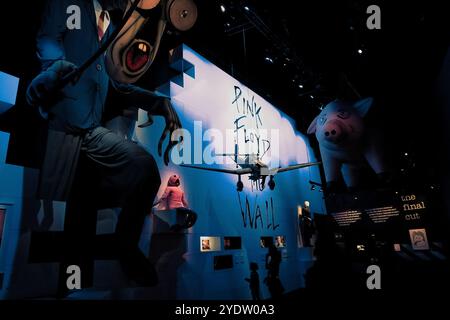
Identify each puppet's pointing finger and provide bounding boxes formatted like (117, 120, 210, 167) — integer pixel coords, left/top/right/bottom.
(138, 113, 154, 128)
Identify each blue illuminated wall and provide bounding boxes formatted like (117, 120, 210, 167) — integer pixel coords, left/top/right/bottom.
(134, 45, 325, 299)
(0, 45, 324, 299)
(0, 71, 19, 114)
(0, 70, 64, 299)
(0, 72, 22, 298)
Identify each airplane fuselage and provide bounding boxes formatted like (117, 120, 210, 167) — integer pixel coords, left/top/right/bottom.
(245, 163, 270, 181)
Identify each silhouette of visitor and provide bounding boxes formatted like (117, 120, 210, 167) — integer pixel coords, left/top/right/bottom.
(266, 243, 281, 277)
(299, 201, 315, 247)
(264, 243, 284, 299)
(304, 220, 353, 291)
(245, 262, 261, 300)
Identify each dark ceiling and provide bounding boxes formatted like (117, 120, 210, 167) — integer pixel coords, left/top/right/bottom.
(182, 0, 448, 130)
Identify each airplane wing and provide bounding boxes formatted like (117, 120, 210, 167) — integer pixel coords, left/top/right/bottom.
(180, 164, 252, 175)
(272, 161, 322, 174)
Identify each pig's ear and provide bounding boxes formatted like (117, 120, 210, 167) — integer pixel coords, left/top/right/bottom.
(352, 97, 374, 117)
(307, 116, 319, 134)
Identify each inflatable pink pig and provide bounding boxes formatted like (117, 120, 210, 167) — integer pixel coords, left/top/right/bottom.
(307, 98, 389, 190)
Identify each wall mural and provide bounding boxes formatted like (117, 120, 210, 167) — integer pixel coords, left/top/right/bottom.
(134, 44, 324, 299)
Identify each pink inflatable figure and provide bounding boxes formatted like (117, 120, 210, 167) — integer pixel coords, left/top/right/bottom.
(307, 98, 389, 190)
(157, 174, 188, 210)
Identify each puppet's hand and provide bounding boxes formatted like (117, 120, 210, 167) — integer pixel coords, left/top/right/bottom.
(137, 112, 154, 128)
(146, 97, 182, 165)
(26, 60, 78, 107)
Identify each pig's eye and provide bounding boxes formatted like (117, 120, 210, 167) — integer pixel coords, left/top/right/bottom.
(337, 110, 350, 119)
(319, 116, 327, 125)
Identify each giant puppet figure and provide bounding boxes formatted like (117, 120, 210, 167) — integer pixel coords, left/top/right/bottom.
(26, 0, 197, 289)
(307, 98, 390, 191)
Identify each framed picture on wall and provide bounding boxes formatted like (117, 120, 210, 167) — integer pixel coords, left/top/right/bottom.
(260, 236, 273, 248)
(200, 236, 221, 252)
(213, 255, 233, 270)
(224, 237, 241, 250)
(275, 236, 286, 248)
(409, 228, 430, 250)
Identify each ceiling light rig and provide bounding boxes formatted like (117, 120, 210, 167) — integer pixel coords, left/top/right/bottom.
(220, 0, 333, 113)
(218, 0, 255, 35)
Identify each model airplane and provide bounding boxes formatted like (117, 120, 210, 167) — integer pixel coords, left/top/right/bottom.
(180, 145, 321, 192)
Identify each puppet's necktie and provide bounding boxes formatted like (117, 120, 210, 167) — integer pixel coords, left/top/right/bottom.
(98, 11, 107, 41)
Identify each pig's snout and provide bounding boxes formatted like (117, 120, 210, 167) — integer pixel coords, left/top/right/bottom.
(322, 119, 346, 143)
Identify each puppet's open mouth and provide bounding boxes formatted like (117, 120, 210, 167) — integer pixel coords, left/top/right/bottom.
(125, 41, 151, 72)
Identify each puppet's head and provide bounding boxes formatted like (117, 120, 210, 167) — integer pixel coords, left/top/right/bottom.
(307, 98, 373, 148)
(168, 174, 181, 186)
(105, 0, 198, 83)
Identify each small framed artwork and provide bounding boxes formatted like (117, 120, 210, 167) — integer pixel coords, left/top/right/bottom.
(200, 236, 221, 252)
(260, 236, 273, 248)
(213, 255, 233, 270)
(275, 236, 286, 248)
(409, 228, 430, 250)
(224, 237, 241, 250)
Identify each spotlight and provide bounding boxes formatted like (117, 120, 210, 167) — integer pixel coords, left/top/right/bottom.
(310, 95, 314, 99)
(225, 22, 231, 27)
(220, 5, 226, 13)
(298, 84, 304, 89)
(264, 56, 274, 63)
(404, 152, 408, 156)
(244, 6, 250, 11)
(357, 49, 363, 54)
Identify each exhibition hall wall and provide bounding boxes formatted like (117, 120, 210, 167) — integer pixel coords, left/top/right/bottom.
(134, 45, 325, 299)
(0, 45, 324, 299)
